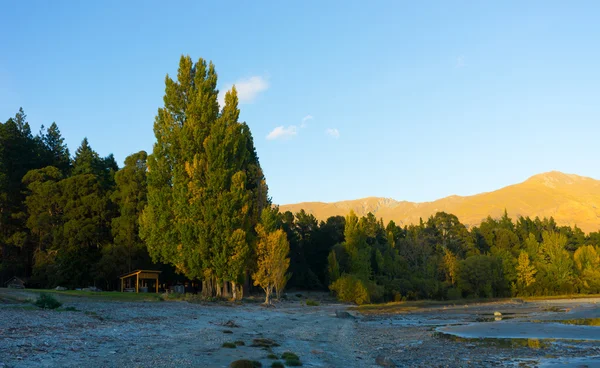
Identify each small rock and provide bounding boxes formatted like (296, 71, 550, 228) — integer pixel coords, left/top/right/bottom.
(494, 311, 502, 316)
(335, 310, 355, 319)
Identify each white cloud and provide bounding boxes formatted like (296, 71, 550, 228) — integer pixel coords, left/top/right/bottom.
(266, 125, 298, 140)
(455, 55, 466, 68)
(218, 75, 269, 107)
(300, 114, 313, 128)
(325, 128, 340, 139)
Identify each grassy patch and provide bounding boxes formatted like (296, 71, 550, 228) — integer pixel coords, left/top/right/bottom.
(354, 298, 503, 315)
(222, 342, 237, 348)
(62, 306, 79, 312)
(229, 359, 262, 368)
(284, 358, 302, 366)
(267, 353, 278, 359)
(271, 362, 284, 368)
(251, 338, 280, 348)
(305, 299, 319, 306)
(33, 293, 62, 309)
(26, 289, 161, 302)
(235, 340, 245, 346)
(281, 352, 299, 360)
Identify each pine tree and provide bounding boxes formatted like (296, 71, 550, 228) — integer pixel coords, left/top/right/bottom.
(42, 122, 71, 174)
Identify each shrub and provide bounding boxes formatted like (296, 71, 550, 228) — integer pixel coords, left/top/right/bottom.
(271, 362, 284, 368)
(229, 360, 262, 368)
(33, 293, 62, 309)
(235, 340, 245, 346)
(329, 275, 370, 305)
(281, 352, 299, 360)
(284, 358, 302, 366)
(63, 306, 78, 311)
(222, 342, 237, 348)
(305, 299, 319, 306)
(267, 354, 278, 359)
(251, 338, 280, 348)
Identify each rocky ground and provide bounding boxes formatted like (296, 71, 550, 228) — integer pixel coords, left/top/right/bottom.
(0, 290, 599, 367)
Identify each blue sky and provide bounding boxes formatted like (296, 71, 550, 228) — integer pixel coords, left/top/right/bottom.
(2, 1, 599, 205)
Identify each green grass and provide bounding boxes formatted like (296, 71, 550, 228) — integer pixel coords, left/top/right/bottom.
(353, 298, 504, 315)
(305, 299, 319, 306)
(281, 352, 299, 360)
(222, 342, 237, 348)
(26, 289, 162, 302)
(267, 354, 278, 359)
(284, 358, 302, 366)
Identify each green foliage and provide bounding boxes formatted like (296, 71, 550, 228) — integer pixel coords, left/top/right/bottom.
(330, 274, 371, 305)
(305, 299, 319, 306)
(281, 352, 299, 360)
(222, 342, 237, 348)
(271, 362, 284, 368)
(267, 354, 278, 359)
(140, 56, 267, 299)
(33, 293, 62, 309)
(284, 358, 302, 366)
(229, 360, 262, 368)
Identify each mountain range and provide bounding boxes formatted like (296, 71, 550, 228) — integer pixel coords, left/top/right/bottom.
(278, 171, 600, 233)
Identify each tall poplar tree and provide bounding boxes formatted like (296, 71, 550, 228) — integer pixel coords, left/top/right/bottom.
(141, 56, 268, 296)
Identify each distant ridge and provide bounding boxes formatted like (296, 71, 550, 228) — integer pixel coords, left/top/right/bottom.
(278, 171, 600, 233)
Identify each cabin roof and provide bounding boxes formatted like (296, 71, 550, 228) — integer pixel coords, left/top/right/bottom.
(118, 270, 162, 279)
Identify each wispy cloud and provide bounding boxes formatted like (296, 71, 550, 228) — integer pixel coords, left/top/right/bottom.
(300, 114, 313, 128)
(325, 128, 340, 139)
(455, 55, 466, 68)
(266, 125, 298, 140)
(266, 115, 313, 141)
(218, 75, 269, 107)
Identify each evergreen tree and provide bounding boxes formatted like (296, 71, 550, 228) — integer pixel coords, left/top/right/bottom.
(42, 122, 71, 174)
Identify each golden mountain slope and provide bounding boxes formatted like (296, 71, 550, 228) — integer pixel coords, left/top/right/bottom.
(279, 171, 600, 233)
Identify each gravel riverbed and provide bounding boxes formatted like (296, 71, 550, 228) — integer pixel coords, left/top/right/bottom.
(1, 290, 599, 367)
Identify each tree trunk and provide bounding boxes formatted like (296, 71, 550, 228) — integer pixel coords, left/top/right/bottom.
(215, 278, 222, 297)
(231, 281, 237, 301)
(243, 271, 250, 297)
(223, 280, 229, 298)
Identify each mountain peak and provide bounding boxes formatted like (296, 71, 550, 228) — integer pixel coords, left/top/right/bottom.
(280, 171, 600, 233)
(525, 171, 590, 187)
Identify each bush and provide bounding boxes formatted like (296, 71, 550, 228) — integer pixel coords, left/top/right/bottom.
(305, 299, 319, 306)
(235, 340, 245, 346)
(267, 354, 278, 359)
(229, 360, 262, 368)
(63, 306, 78, 311)
(222, 342, 237, 348)
(284, 358, 302, 366)
(271, 362, 284, 368)
(33, 293, 62, 309)
(329, 274, 370, 305)
(281, 352, 299, 360)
